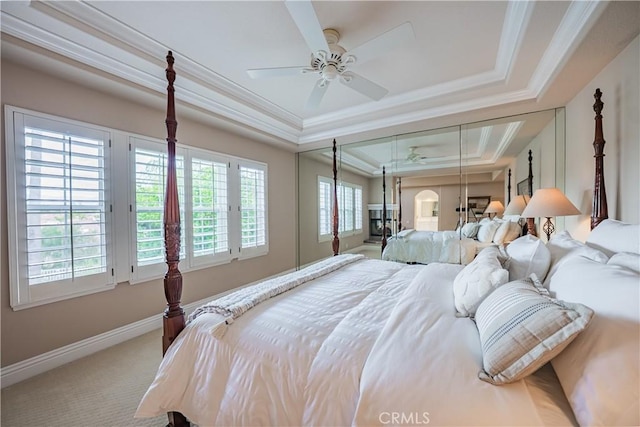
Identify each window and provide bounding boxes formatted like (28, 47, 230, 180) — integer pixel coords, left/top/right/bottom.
(6, 109, 114, 309)
(318, 178, 332, 237)
(190, 155, 229, 261)
(238, 161, 268, 258)
(130, 138, 186, 282)
(318, 176, 362, 241)
(6, 106, 269, 308)
(129, 140, 266, 283)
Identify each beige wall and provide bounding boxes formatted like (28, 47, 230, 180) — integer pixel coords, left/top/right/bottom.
(564, 35, 639, 241)
(1, 61, 296, 366)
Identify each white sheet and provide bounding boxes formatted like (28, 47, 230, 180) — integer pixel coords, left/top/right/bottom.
(382, 230, 478, 264)
(136, 259, 576, 426)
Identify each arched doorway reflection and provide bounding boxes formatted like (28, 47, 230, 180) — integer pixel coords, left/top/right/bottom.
(415, 190, 439, 231)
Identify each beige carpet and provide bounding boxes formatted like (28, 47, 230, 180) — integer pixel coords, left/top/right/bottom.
(1, 329, 168, 427)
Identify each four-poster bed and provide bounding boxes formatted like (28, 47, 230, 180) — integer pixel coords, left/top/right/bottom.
(137, 54, 636, 427)
(380, 152, 536, 265)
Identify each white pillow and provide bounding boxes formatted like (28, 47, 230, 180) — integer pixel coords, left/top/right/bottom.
(607, 252, 640, 274)
(549, 256, 640, 427)
(476, 220, 501, 243)
(476, 274, 593, 385)
(505, 235, 551, 281)
(461, 222, 481, 239)
(544, 231, 609, 287)
(493, 220, 521, 245)
(452, 246, 509, 317)
(586, 219, 640, 257)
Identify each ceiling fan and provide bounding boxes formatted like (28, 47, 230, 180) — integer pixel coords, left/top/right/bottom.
(406, 146, 429, 163)
(247, 0, 415, 109)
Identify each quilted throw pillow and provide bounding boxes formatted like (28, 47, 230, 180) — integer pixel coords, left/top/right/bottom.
(475, 275, 593, 385)
(452, 246, 509, 317)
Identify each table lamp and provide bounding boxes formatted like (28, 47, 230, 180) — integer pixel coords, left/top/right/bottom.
(520, 188, 580, 241)
(484, 200, 504, 219)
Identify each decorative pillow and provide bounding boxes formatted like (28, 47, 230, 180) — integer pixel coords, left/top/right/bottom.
(476, 220, 501, 243)
(607, 251, 640, 274)
(549, 256, 639, 427)
(586, 219, 640, 257)
(461, 222, 481, 239)
(493, 220, 521, 245)
(543, 231, 609, 287)
(452, 246, 509, 317)
(505, 235, 551, 281)
(475, 274, 593, 385)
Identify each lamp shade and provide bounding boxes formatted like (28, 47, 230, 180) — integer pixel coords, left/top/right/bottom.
(521, 188, 580, 218)
(484, 200, 505, 215)
(503, 195, 530, 216)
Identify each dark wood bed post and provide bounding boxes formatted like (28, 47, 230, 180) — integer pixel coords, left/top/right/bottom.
(507, 169, 512, 204)
(332, 139, 340, 255)
(381, 167, 387, 254)
(591, 88, 608, 229)
(525, 150, 537, 236)
(397, 177, 402, 232)
(162, 51, 189, 427)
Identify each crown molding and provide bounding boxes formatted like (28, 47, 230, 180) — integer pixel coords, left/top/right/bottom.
(1, 0, 607, 146)
(528, 0, 608, 98)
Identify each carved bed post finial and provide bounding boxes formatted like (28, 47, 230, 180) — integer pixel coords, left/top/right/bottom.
(162, 51, 185, 355)
(591, 88, 608, 229)
(332, 139, 340, 256)
(381, 167, 387, 254)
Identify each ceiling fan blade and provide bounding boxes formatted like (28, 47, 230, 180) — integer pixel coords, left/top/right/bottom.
(345, 22, 415, 65)
(247, 66, 310, 79)
(285, 0, 330, 54)
(340, 72, 388, 101)
(305, 79, 330, 110)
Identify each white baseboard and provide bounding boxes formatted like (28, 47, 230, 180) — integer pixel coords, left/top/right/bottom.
(2, 295, 212, 388)
(1, 268, 295, 389)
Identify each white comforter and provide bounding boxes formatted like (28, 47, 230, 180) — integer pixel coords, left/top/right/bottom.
(136, 259, 575, 426)
(382, 230, 478, 265)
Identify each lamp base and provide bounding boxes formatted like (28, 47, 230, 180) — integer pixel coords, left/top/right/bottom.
(542, 217, 555, 241)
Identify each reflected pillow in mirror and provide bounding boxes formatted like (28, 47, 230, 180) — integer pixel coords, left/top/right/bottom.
(477, 220, 501, 243)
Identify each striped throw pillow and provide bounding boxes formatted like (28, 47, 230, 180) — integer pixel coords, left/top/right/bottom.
(474, 274, 593, 385)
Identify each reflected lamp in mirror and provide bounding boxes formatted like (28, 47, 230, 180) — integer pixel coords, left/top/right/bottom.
(484, 200, 505, 219)
(504, 195, 530, 216)
(520, 188, 580, 241)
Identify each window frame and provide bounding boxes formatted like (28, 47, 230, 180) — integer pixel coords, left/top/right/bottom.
(5, 106, 116, 310)
(317, 176, 363, 242)
(5, 105, 270, 308)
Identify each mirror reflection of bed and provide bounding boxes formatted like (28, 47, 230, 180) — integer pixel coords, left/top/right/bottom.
(298, 108, 563, 267)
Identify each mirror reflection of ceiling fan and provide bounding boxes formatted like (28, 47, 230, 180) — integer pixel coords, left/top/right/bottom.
(406, 146, 429, 163)
(247, 0, 415, 109)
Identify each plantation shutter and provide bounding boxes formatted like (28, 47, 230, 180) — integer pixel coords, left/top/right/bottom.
(7, 112, 114, 307)
(239, 162, 267, 255)
(131, 139, 185, 281)
(191, 156, 230, 264)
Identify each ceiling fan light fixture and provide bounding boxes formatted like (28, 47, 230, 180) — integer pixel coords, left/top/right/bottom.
(322, 64, 340, 81)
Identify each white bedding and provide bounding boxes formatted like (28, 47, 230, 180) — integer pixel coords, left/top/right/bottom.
(136, 258, 576, 426)
(382, 230, 478, 265)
